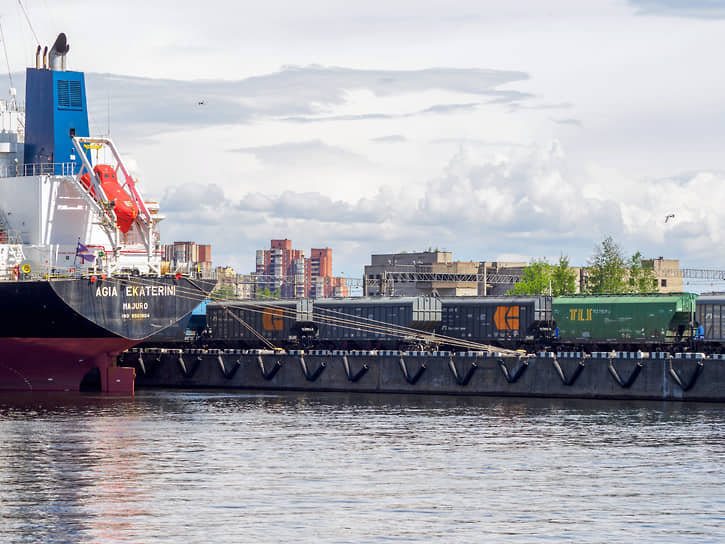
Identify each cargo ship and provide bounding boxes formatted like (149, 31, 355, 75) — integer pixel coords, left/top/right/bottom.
(0, 33, 215, 393)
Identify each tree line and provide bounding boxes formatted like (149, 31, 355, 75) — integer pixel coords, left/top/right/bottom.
(507, 236, 658, 296)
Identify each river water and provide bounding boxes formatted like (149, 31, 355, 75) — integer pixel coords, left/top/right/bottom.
(0, 390, 723, 543)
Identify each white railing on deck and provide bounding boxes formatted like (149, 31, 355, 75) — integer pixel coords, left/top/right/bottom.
(0, 162, 79, 178)
(23, 162, 78, 176)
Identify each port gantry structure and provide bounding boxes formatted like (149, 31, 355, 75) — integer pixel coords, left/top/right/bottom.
(234, 267, 725, 295)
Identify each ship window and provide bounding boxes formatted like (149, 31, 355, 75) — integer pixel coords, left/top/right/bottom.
(57, 79, 83, 110)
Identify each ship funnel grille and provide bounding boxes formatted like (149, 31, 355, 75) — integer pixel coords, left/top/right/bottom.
(56, 79, 82, 110)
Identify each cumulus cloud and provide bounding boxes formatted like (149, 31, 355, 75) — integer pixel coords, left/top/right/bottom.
(158, 140, 725, 274)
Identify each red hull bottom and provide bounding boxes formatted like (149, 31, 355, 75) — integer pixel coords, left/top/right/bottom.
(0, 338, 137, 393)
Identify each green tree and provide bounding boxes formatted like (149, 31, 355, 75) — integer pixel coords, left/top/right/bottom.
(508, 259, 552, 295)
(507, 255, 578, 296)
(585, 236, 627, 293)
(551, 255, 577, 296)
(628, 252, 658, 293)
(211, 283, 236, 300)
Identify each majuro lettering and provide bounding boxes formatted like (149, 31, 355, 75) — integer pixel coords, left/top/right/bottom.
(123, 302, 149, 310)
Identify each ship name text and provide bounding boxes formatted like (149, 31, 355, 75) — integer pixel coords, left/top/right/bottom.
(95, 285, 176, 297)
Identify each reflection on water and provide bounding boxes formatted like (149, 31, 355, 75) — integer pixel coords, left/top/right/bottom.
(1, 391, 724, 543)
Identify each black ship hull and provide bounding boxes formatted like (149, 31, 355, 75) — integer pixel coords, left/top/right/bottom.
(0, 275, 215, 392)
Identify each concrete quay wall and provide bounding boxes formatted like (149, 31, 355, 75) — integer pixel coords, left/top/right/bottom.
(118, 349, 725, 402)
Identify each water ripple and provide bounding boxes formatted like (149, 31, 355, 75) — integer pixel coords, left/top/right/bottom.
(0, 391, 724, 543)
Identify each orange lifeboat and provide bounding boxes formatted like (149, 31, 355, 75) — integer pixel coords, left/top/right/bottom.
(80, 165, 139, 233)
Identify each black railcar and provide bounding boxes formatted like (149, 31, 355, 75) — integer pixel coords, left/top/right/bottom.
(438, 296, 552, 349)
(206, 297, 441, 350)
(206, 296, 551, 350)
(695, 295, 725, 351)
(207, 299, 301, 349)
(312, 296, 440, 349)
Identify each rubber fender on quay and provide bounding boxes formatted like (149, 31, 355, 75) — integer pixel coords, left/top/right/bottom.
(552, 357, 585, 386)
(177, 353, 202, 378)
(399, 357, 426, 385)
(217, 355, 241, 380)
(136, 352, 146, 376)
(137, 354, 162, 378)
(608, 359, 644, 388)
(342, 355, 369, 382)
(448, 358, 478, 386)
(497, 358, 529, 384)
(668, 360, 704, 392)
(257, 355, 283, 381)
(299, 356, 326, 382)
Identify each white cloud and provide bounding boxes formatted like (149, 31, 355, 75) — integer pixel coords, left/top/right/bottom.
(158, 140, 725, 276)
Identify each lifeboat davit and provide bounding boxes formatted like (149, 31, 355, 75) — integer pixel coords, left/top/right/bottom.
(80, 165, 139, 233)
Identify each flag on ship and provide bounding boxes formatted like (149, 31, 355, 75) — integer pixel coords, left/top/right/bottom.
(75, 241, 95, 263)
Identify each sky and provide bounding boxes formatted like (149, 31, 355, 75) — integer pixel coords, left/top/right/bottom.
(3, 0, 725, 289)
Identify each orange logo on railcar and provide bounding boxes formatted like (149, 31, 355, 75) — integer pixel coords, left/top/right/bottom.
(262, 308, 284, 331)
(494, 306, 519, 330)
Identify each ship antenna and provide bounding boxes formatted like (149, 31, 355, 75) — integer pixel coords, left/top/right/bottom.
(17, 0, 41, 46)
(0, 18, 16, 109)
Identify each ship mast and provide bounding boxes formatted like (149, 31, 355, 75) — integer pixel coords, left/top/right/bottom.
(0, 19, 16, 110)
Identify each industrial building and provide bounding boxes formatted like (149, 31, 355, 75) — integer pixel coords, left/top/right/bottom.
(363, 251, 685, 296)
(363, 250, 494, 296)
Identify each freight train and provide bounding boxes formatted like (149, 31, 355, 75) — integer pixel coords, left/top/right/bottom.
(140, 292, 725, 354)
(204, 296, 552, 351)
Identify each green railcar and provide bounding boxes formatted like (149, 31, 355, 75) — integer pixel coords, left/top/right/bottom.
(552, 293, 697, 344)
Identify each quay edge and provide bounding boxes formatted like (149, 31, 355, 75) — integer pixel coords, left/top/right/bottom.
(118, 350, 725, 402)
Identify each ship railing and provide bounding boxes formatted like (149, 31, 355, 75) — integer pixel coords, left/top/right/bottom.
(19, 162, 79, 177)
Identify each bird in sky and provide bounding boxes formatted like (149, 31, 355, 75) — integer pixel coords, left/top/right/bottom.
(665, 213, 675, 223)
(197, 100, 206, 106)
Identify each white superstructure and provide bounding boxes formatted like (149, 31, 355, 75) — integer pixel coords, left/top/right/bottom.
(0, 96, 163, 280)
